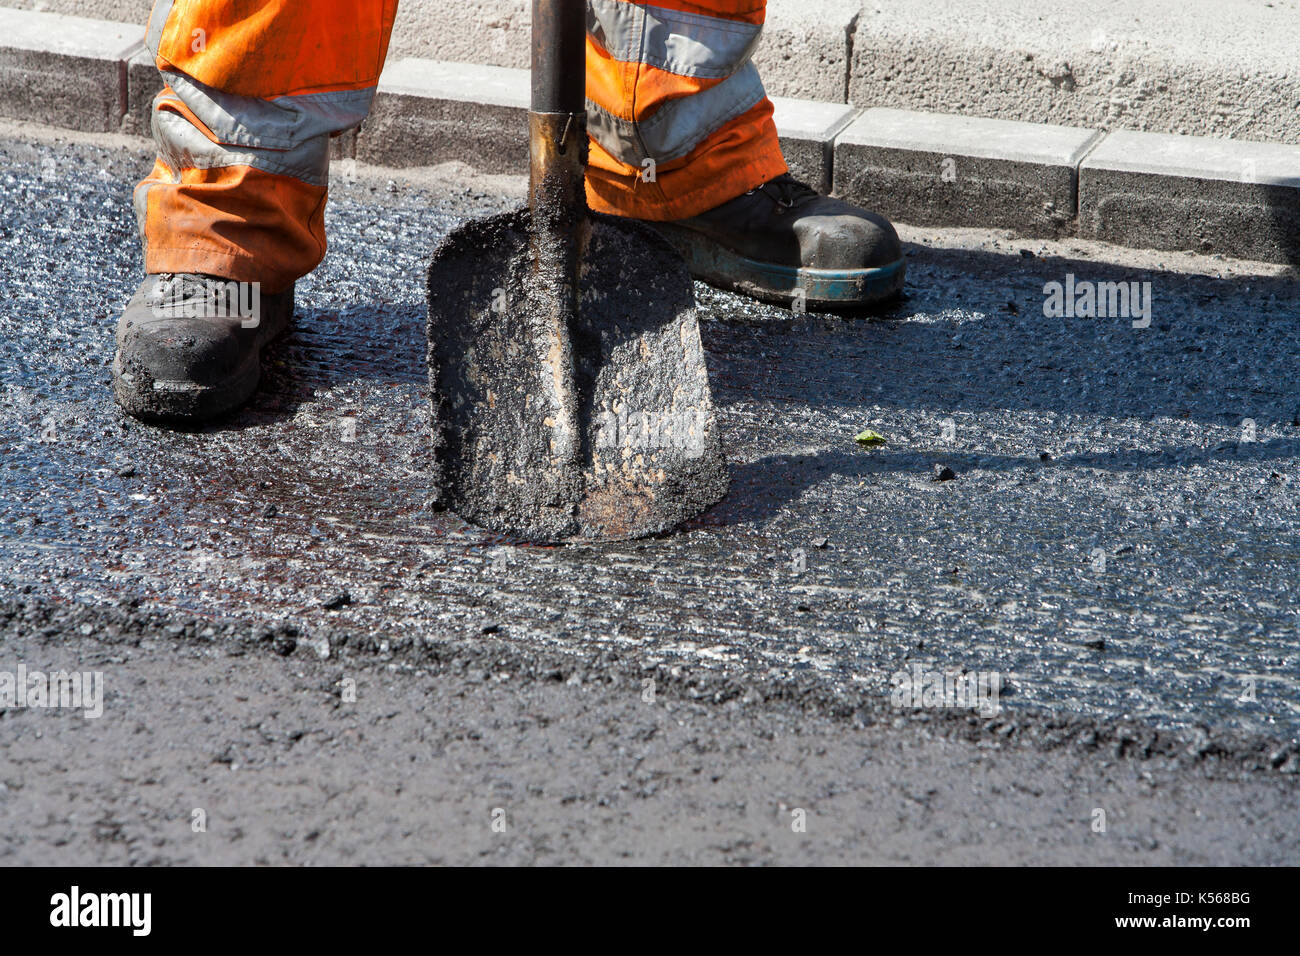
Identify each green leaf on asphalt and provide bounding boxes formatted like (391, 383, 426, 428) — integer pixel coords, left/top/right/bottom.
(854, 429, 886, 447)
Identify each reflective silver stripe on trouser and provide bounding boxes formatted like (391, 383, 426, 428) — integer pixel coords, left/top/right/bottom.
(586, 0, 763, 79)
(585, 61, 767, 167)
(145, 0, 175, 55)
(161, 71, 376, 153)
(141, 0, 374, 187)
(133, 77, 375, 236)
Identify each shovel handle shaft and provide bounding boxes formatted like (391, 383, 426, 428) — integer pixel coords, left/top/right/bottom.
(527, 0, 588, 468)
(531, 0, 586, 113)
(528, 0, 588, 231)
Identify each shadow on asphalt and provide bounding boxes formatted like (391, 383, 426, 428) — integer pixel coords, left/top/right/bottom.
(701, 243, 1300, 427)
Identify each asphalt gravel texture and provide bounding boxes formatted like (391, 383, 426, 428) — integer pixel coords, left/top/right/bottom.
(1, 121, 1298, 864)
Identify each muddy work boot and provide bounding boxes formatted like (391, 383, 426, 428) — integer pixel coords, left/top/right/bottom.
(650, 174, 905, 310)
(112, 274, 295, 422)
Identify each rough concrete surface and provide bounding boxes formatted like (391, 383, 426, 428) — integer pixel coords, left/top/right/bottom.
(0, 0, 856, 103)
(1079, 131, 1300, 265)
(850, 0, 1300, 145)
(0, 7, 136, 133)
(4, 0, 1295, 143)
(1, 119, 1299, 864)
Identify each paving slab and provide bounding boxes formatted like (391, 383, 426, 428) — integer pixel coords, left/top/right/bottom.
(751, 0, 858, 102)
(1079, 130, 1300, 266)
(0, 7, 138, 132)
(833, 106, 1101, 236)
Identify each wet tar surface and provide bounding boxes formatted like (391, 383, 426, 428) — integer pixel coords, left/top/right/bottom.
(3, 129, 1300, 756)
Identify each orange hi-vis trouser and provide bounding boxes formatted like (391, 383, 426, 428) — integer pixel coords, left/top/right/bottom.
(137, 0, 787, 295)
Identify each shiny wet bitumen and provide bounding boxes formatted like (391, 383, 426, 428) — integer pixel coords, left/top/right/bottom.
(2, 134, 1300, 749)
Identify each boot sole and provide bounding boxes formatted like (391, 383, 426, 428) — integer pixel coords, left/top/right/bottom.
(651, 221, 906, 310)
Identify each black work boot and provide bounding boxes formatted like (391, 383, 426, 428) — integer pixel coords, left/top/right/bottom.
(112, 273, 295, 422)
(650, 173, 905, 310)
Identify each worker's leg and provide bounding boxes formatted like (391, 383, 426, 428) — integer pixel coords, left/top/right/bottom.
(115, 0, 399, 422)
(585, 0, 904, 309)
(584, 0, 784, 222)
(135, 0, 400, 294)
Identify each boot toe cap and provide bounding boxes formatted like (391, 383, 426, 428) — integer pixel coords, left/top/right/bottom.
(117, 316, 249, 386)
(796, 208, 903, 272)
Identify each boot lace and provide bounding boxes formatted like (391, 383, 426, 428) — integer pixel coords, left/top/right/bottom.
(747, 173, 819, 209)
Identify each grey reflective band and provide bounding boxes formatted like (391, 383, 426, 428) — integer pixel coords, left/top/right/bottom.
(586, 60, 766, 166)
(587, 0, 763, 79)
(164, 71, 375, 151)
(145, 0, 175, 57)
(152, 105, 332, 187)
(145, 0, 373, 154)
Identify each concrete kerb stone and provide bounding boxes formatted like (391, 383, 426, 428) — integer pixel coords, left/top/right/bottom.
(833, 107, 1103, 238)
(355, 60, 863, 191)
(770, 96, 859, 195)
(356, 58, 529, 174)
(124, 43, 160, 138)
(0, 7, 138, 133)
(1079, 130, 1300, 266)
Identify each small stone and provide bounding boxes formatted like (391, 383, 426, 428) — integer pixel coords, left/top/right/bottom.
(1019, 249, 1035, 258)
(115, 464, 136, 478)
(932, 464, 956, 482)
(1039, 451, 1053, 462)
(262, 503, 277, 518)
(811, 536, 828, 549)
(1084, 638, 1105, 651)
(1269, 746, 1296, 769)
(321, 590, 352, 610)
(481, 622, 501, 634)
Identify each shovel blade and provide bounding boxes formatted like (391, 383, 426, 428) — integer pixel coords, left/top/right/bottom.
(427, 207, 728, 542)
